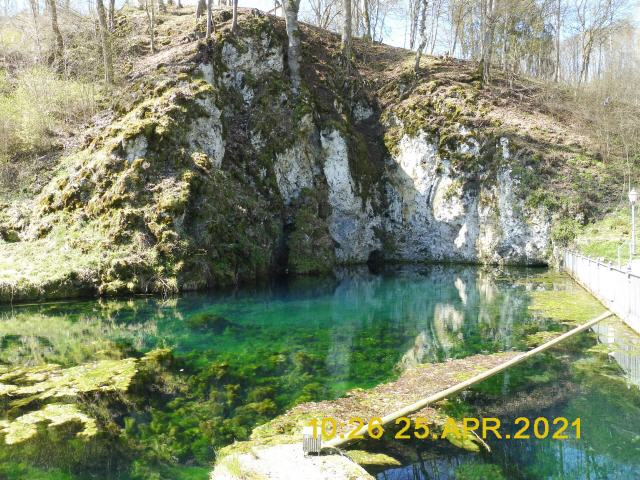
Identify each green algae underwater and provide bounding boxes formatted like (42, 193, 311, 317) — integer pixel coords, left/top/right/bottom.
(0, 265, 639, 480)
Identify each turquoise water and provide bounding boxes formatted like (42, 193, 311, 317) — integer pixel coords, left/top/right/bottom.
(0, 265, 638, 479)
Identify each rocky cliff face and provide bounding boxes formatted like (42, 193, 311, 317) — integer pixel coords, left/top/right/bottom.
(0, 11, 594, 301)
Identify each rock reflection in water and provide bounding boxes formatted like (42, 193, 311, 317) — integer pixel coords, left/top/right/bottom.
(0, 265, 582, 480)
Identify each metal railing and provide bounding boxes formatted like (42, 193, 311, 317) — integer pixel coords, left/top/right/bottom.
(564, 250, 640, 334)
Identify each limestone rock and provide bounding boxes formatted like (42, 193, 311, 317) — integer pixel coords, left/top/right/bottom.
(211, 443, 374, 480)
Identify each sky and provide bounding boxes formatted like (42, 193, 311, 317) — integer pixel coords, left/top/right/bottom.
(5, 0, 640, 50)
(219, 0, 409, 48)
(202, 0, 640, 50)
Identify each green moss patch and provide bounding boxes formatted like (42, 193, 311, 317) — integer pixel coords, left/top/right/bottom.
(528, 288, 605, 325)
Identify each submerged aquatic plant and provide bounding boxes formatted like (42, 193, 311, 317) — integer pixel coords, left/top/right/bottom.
(0, 404, 98, 445)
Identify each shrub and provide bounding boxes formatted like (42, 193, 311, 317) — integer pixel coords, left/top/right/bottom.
(0, 67, 99, 194)
(551, 217, 581, 247)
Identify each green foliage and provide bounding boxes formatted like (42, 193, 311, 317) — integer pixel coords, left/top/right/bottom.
(454, 463, 505, 480)
(0, 463, 74, 480)
(550, 218, 581, 247)
(0, 67, 99, 196)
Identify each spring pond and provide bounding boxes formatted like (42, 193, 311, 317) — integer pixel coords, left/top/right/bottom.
(0, 265, 639, 479)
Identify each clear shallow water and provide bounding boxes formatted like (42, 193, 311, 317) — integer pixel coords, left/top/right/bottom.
(376, 317, 640, 480)
(0, 265, 638, 479)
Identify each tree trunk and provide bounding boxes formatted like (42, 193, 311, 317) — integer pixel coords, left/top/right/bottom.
(145, 0, 156, 53)
(206, 0, 213, 37)
(46, 0, 64, 69)
(409, 0, 419, 49)
(579, 37, 593, 84)
(413, 0, 428, 73)
(429, 0, 442, 55)
(554, 0, 561, 82)
(108, 0, 116, 29)
(451, 9, 460, 56)
(196, 0, 206, 19)
(28, 0, 43, 57)
(282, 0, 302, 93)
(341, 0, 351, 67)
(362, 0, 371, 41)
(96, 0, 114, 84)
(232, 0, 238, 32)
(481, 0, 498, 85)
(28, 0, 39, 16)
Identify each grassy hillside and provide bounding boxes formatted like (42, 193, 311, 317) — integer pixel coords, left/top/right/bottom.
(575, 207, 635, 263)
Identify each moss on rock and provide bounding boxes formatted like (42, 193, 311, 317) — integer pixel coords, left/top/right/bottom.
(0, 404, 98, 445)
(288, 188, 336, 275)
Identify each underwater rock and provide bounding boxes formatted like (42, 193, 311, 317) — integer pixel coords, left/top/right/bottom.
(0, 350, 170, 446)
(0, 358, 138, 402)
(186, 312, 234, 333)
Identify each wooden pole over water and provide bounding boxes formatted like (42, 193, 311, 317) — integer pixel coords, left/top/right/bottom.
(325, 310, 614, 449)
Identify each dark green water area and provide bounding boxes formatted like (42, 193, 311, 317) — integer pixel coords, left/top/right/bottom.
(0, 265, 639, 480)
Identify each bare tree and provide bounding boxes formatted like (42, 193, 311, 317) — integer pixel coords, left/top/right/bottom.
(207, 0, 214, 37)
(45, 0, 64, 69)
(428, 0, 445, 54)
(96, 0, 114, 84)
(282, 0, 302, 93)
(144, 0, 156, 53)
(362, 0, 372, 40)
(232, 0, 238, 32)
(108, 0, 116, 29)
(28, 0, 38, 17)
(408, 0, 419, 48)
(307, 0, 340, 29)
(555, 0, 562, 81)
(480, 0, 498, 84)
(414, 0, 428, 72)
(196, 0, 206, 20)
(342, 0, 351, 66)
(573, 0, 623, 84)
(27, 0, 43, 57)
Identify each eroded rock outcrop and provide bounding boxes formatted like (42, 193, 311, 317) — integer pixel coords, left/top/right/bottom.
(0, 11, 591, 302)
